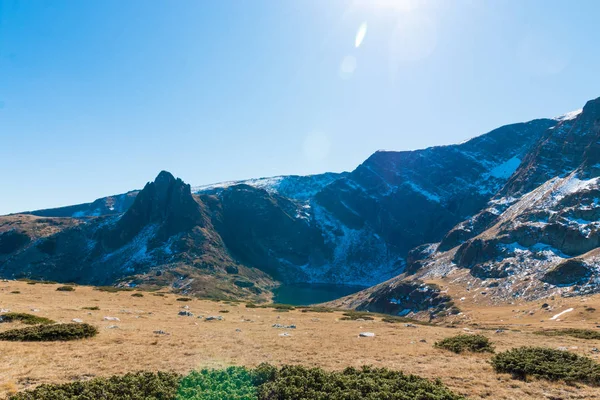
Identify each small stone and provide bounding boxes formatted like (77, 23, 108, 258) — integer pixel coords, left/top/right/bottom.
(495, 329, 504, 334)
(72, 318, 84, 323)
(279, 332, 291, 337)
(178, 311, 193, 317)
(103, 316, 120, 321)
(153, 330, 169, 335)
(107, 325, 119, 329)
(359, 332, 375, 337)
(404, 323, 417, 328)
(419, 339, 427, 343)
(557, 346, 568, 351)
(591, 347, 599, 353)
(30, 308, 40, 312)
(235, 328, 242, 332)
(205, 316, 223, 321)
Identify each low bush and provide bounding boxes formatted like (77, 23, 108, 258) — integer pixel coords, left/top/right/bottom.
(10, 291, 20, 294)
(82, 306, 100, 311)
(219, 310, 230, 313)
(435, 334, 494, 354)
(258, 365, 465, 400)
(382, 316, 433, 326)
(9, 371, 180, 400)
(176, 297, 193, 302)
(0, 313, 54, 325)
(534, 328, 600, 340)
(10, 364, 465, 400)
(56, 286, 75, 292)
(491, 346, 600, 385)
(177, 366, 257, 400)
(131, 293, 144, 298)
(95, 286, 133, 293)
(0, 323, 98, 342)
(245, 303, 258, 308)
(299, 306, 334, 313)
(340, 311, 375, 321)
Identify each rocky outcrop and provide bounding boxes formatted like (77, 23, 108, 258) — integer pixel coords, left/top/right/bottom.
(542, 259, 592, 286)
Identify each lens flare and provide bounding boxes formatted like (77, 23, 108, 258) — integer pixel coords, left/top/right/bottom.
(355, 22, 367, 48)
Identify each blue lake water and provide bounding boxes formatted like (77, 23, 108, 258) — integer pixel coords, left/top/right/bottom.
(272, 283, 367, 306)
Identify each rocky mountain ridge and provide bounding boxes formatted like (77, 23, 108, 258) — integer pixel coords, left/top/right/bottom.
(2, 97, 599, 313)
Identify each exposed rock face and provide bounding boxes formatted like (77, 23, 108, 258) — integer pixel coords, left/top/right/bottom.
(542, 259, 592, 286)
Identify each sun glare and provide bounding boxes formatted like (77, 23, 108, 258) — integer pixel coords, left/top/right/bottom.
(355, 22, 368, 48)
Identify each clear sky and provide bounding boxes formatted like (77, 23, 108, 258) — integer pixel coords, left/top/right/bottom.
(1, 0, 600, 215)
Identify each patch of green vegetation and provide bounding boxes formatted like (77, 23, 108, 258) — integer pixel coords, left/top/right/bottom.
(245, 303, 258, 308)
(178, 366, 257, 400)
(56, 285, 75, 292)
(0, 313, 54, 325)
(0, 323, 98, 342)
(534, 329, 600, 340)
(299, 306, 335, 313)
(9, 371, 180, 400)
(10, 364, 465, 400)
(340, 311, 375, 321)
(131, 293, 144, 297)
(491, 347, 600, 385)
(257, 365, 465, 400)
(219, 310, 230, 313)
(82, 306, 100, 311)
(9, 291, 20, 294)
(381, 315, 433, 326)
(152, 293, 166, 297)
(176, 297, 193, 302)
(95, 286, 134, 293)
(434, 334, 494, 354)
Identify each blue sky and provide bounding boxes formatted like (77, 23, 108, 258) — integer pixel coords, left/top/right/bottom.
(1, 0, 599, 214)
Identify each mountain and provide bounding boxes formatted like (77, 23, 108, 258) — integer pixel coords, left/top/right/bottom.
(341, 98, 600, 314)
(1, 97, 599, 312)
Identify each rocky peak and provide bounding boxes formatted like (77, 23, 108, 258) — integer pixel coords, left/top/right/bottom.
(103, 171, 205, 249)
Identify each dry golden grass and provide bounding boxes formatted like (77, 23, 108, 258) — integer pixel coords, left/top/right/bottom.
(2, 280, 600, 399)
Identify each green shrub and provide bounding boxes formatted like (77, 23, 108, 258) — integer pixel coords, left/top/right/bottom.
(177, 366, 257, 400)
(257, 365, 465, 400)
(56, 285, 75, 292)
(245, 303, 258, 308)
(176, 297, 193, 302)
(299, 306, 334, 313)
(0, 323, 98, 342)
(82, 306, 100, 310)
(95, 286, 133, 293)
(10, 364, 465, 400)
(435, 334, 494, 354)
(340, 311, 375, 321)
(491, 347, 600, 384)
(381, 316, 433, 326)
(219, 310, 230, 313)
(9, 371, 181, 400)
(0, 312, 54, 325)
(10, 291, 20, 294)
(534, 328, 600, 340)
(131, 293, 144, 297)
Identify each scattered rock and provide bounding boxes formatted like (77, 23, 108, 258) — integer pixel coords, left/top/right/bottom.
(419, 339, 427, 343)
(72, 318, 84, 323)
(235, 329, 242, 332)
(541, 303, 549, 309)
(178, 311, 193, 317)
(495, 329, 504, 334)
(103, 316, 120, 321)
(404, 323, 417, 328)
(107, 325, 119, 329)
(153, 330, 169, 335)
(359, 332, 375, 337)
(0, 309, 10, 313)
(279, 332, 291, 337)
(556, 346, 568, 351)
(591, 347, 599, 353)
(205, 316, 223, 321)
(30, 308, 40, 312)
(272, 323, 296, 329)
